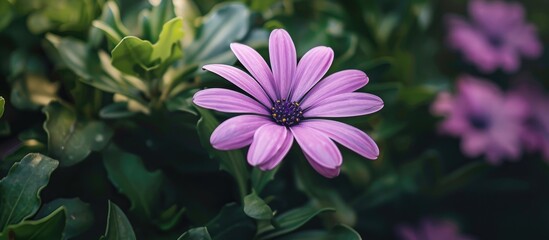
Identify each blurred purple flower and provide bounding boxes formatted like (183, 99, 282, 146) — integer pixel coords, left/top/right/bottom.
(193, 29, 383, 178)
(512, 84, 549, 159)
(397, 218, 474, 240)
(446, 0, 542, 73)
(432, 75, 527, 164)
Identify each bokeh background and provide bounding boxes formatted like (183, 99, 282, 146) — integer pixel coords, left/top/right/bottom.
(1, 0, 548, 239)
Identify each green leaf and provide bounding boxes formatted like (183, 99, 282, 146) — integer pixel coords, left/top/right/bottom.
(205, 203, 256, 240)
(103, 144, 165, 220)
(92, 1, 130, 46)
(111, 18, 183, 77)
(0, 0, 14, 31)
(260, 205, 335, 239)
(141, 0, 176, 43)
(99, 102, 138, 119)
(243, 192, 273, 220)
(251, 166, 279, 194)
(100, 201, 136, 240)
(111, 36, 156, 76)
(46, 34, 147, 104)
(0, 207, 66, 240)
(0, 153, 59, 229)
(195, 106, 249, 200)
(177, 227, 212, 240)
(43, 101, 113, 167)
(276, 224, 362, 240)
(153, 205, 186, 231)
(35, 198, 94, 239)
(10, 74, 59, 110)
(185, 3, 251, 65)
(0, 97, 4, 118)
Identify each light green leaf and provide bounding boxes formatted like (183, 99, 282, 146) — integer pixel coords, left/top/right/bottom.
(260, 205, 335, 239)
(151, 17, 184, 64)
(243, 192, 273, 220)
(111, 36, 156, 76)
(100, 201, 136, 240)
(43, 101, 113, 167)
(102, 144, 165, 219)
(177, 227, 212, 240)
(111, 18, 183, 77)
(185, 3, 250, 65)
(0, 207, 65, 240)
(0, 153, 59, 229)
(195, 106, 249, 200)
(0, 97, 4, 118)
(35, 198, 94, 239)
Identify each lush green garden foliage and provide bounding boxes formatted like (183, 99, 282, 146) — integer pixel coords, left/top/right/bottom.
(0, 0, 548, 239)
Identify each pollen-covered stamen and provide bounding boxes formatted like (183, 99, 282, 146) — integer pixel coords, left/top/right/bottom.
(271, 99, 303, 127)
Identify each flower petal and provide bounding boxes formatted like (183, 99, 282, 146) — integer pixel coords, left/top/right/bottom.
(290, 125, 342, 171)
(302, 120, 379, 159)
(304, 152, 340, 178)
(193, 88, 269, 115)
(257, 131, 293, 171)
(291, 46, 334, 101)
(300, 70, 369, 109)
(247, 123, 291, 167)
(211, 115, 272, 150)
(203, 64, 272, 107)
(304, 92, 384, 118)
(269, 29, 296, 99)
(230, 43, 277, 101)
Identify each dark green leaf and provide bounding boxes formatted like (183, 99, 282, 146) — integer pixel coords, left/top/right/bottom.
(260, 205, 335, 239)
(153, 205, 186, 231)
(43, 101, 113, 167)
(0, 153, 59, 229)
(177, 227, 212, 240)
(195, 106, 249, 200)
(0, 207, 65, 240)
(46, 34, 146, 104)
(35, 198, 94, 239)
(99, 102, 138, 119)
(185, 3, 250, 65)
(103, 144, 165, 219)
(243, 192, 273, 220)
(206, 203, 255, 240)
(251, 167, 279, 194)
(100, 201, 136, 240)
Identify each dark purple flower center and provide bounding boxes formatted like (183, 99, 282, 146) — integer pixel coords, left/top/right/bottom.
(488, 35, 503, 48)
(271, 99, 303, 127)
(468, 114, 490, 130)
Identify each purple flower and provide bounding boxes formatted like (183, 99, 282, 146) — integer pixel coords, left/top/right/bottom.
(447, 0, 542, 73)
(512, 84, 549, 160)
(397, 218, 474, 240)
(431, 75, 527, 164)
(193, 29, 383, 178)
